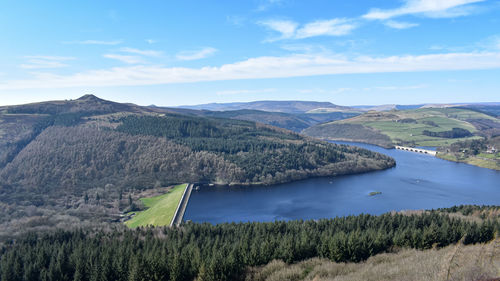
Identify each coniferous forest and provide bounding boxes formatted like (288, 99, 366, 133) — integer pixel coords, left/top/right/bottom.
(1, 207, 498, 281)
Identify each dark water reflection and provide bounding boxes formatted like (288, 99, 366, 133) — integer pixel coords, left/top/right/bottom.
(184, 142, 500, 224)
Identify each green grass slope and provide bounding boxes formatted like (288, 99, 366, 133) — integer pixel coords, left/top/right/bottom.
(125, 183, 187, 228)
(304, 108, 497, 147)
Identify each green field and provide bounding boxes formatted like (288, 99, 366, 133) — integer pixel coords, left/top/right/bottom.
(125, 183, 187, 228)
(331, 108, 494, 147)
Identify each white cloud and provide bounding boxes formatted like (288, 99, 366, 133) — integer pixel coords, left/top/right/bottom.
(258, 20, 298, 40)
(103, 54, 144, 64)
(20, 56, 75, 69)
(3, 52, 500, 90)
(176, 47, 217, 61)
(363, 0, 485, 20)
(384, 20, 419, 29)
(216, 88, 276, 96)
(120, 47, 163, 57)
(64, 40, 123, 45)
(295, 19, 356, 38)
(145, 39, 157, 44)
(259, 18, 356, 41)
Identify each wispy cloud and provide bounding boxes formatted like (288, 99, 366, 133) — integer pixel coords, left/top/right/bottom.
(259, 18, 356, 41)
(145, 39, 157, 44)
(120, 47, 163, 57)
(428, 34, 500, 52)
(258, 20, 298, 40)
(363, 0, 485, 20)
(296, 19, 357, 38)
(256, 0, 284, 12)
(176, 47, 217, 61)
(4, 52, 500, 90)
(103, 54, 144, 64)
(20, 56, 75, 69)
(216, 88, 276, 96)
(384, 20, 419, 29)
(64, 40, 123, 45)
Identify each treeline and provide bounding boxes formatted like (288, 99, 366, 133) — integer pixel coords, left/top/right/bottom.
(0, 209, 498, 281)
(438, 137, 500, 159)
(422, 127, 472, 138)
(440, 138, 487, 156)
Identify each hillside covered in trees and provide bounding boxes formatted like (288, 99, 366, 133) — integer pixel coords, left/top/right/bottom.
(0, 206, 498, 281)
(0, 95, 394, 238)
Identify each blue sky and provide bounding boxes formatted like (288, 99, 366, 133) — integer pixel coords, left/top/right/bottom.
(1, 0, 500, 106)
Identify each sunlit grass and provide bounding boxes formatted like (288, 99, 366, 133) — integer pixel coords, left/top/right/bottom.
(125, 183, 187, 228)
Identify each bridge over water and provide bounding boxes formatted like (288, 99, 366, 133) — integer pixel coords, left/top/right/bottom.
(394, 146, 437, 156)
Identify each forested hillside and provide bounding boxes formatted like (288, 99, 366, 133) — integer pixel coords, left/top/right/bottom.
(0, 206, 498, 281)
(0, 95, 394, 238)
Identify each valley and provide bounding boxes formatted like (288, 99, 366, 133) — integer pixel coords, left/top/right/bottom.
(2, 1, 500, 280)
(0, 95, 394, 236)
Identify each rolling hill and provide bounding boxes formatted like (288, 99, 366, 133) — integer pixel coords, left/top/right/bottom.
(162, 107, 359, 132)
(303, 107, 500, 147)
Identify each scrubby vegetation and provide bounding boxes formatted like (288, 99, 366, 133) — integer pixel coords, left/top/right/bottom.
(246, 238, 499, 281)
(0, 207, 498, 281)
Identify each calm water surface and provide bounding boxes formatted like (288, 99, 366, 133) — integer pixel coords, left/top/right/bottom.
(184, 142, 500, 224)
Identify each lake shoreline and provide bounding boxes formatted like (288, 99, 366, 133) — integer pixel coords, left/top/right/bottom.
(327, 137, 500, 171)
(185, 141, 500, 224)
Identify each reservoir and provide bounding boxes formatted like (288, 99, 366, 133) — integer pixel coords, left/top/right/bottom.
(184, 142, 500, 224)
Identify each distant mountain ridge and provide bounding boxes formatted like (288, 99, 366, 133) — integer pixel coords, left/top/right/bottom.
(178, 100, 357, 114)
(177, 100, 500, 115)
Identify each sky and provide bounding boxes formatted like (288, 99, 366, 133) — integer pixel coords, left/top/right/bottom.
(1, 0, 500, 107)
